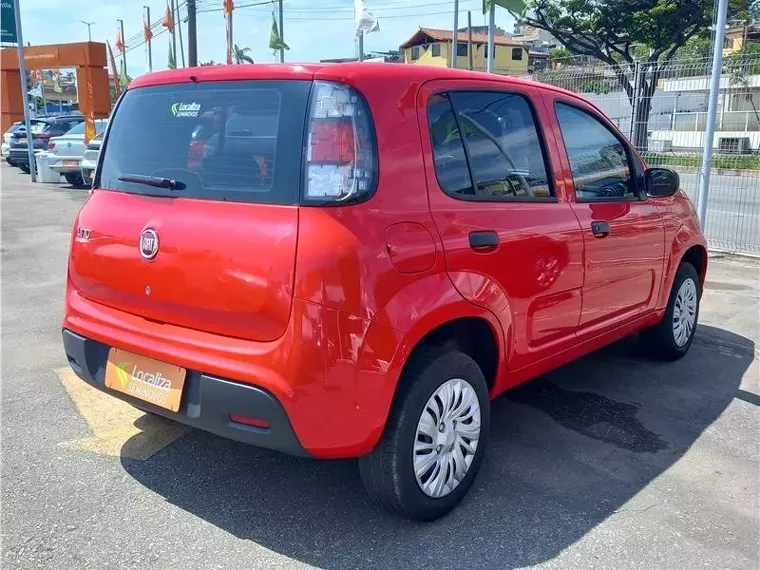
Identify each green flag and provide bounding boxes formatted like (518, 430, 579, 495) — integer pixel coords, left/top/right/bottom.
(119, 58, 129, 88)
(483, 0, 526, 14)
(269, 13, 289, 51)
(168, 42, 176, 69)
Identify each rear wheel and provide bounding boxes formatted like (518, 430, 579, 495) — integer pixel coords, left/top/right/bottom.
(640, 262, 701, 360)
(18, 163, 30, 174)
(64, 173, 84, 187)
(358, 348, 490, 521)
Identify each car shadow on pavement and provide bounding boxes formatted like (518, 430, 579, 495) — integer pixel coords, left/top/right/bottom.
(121, 325, 754, 570)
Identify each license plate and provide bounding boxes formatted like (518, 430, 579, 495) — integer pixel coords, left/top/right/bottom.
(88, 170, 95, 180)
(63, 160, 78, 167)
(17, 138, 26, 145)
(104, 348, 187, 412)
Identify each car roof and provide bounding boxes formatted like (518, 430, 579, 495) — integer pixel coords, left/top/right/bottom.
(128, 63, 579, 99)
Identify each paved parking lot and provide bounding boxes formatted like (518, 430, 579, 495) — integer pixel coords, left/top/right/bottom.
(2, 165, 758, 570)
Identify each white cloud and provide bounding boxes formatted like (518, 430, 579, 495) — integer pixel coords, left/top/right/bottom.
(18, 0, 516, 76)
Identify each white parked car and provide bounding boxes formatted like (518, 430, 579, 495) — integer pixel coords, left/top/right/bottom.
(80, 132, 104, 187)
(47, 120, 108, 186)
(2, 122, 23, 161)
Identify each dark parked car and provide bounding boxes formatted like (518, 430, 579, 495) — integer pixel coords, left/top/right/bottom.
(8, 115, 84, 173)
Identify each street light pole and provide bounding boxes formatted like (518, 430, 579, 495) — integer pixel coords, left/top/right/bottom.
(278, 0, 284, 63)
(187, 0, 197, 66)
(81, 20, 94, 42)
(696, 0, 729, 229)
(486, 3, 495, 73)
(451, 0, 459, 68)
(13, 0, 37, 182)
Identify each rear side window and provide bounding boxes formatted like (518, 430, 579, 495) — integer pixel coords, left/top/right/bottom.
(429, 90, 553, 199)
(97, 80, 311, 204)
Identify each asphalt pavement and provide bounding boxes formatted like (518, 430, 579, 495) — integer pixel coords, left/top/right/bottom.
(2, 165, 759, 570)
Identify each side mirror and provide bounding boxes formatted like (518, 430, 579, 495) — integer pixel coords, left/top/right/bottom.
(645, 167, 680, 198)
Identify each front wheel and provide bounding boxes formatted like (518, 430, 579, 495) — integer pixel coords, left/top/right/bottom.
(640, 262, 701, 360)
(358, 348, 490, 521)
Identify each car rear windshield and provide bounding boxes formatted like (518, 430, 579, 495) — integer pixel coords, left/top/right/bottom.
(97, 80, 311, 204)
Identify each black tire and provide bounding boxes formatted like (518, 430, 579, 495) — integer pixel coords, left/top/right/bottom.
(18, 163, 30, 174)
(358, 348, 490, 522)
(64, 173, 84, 187)
(640, 262, 701, 360)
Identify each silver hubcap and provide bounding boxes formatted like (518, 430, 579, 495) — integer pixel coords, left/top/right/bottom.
(413, 378, 481, 498)
(673, 277, 698, 347)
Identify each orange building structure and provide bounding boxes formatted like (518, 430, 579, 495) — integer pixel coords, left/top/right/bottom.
(0, 42, 111, 133)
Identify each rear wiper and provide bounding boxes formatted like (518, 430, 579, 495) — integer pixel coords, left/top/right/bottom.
(118, 174, 186, 191)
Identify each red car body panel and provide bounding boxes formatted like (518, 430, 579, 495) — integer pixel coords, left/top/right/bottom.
(63, 63, 707, 459)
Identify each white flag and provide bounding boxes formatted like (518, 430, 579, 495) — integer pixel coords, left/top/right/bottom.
(354, 0, 379, 36)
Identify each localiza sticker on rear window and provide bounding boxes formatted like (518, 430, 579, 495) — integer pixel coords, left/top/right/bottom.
(170, 102, 201, 118)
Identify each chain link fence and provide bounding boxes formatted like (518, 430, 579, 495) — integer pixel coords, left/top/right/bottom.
(499, 53, 760, 255)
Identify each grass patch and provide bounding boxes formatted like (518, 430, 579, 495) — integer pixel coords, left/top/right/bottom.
(643, 153, 760, 171)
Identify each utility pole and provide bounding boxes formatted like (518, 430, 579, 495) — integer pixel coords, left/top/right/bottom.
(467, 11, 473, 70)
(450, 0, 459, 68)
(170, 0, 178, 67)
(697, 0, 729, 229)
(187, 0, 197, 66)
(144, 6, 153, 72)
(358, 32, 364, 62)
(225, 4, 233, 64)
(175, 0, 185, 67)
(13, 0, 36, 182)
(81, 21, 94, 42)
(278, 0, 285, 63)
(486, 3, 495, 73)
(118, 19, 127, 80)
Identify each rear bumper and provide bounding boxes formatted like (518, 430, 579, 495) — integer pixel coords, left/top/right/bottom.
(50, 162, 81, 173)
(63, 288, 398, 458)
(62, 329, 310, 457)
(9, 151, 29, 166)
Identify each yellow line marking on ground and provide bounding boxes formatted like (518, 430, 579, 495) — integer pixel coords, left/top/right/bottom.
(56, 367, 190, 461)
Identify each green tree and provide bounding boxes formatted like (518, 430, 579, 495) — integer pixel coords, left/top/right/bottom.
(548, 46, 573, 66)
(514, 0, 751, 149)
(233, 44, 254, 64)
(168, 42, 176, 70)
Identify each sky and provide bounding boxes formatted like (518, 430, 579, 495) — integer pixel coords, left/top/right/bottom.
(17, 0, 517, 79)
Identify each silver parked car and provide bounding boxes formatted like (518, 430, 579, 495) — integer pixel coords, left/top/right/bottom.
(80, 132, 104, 187)
(47, 120, 108, 186)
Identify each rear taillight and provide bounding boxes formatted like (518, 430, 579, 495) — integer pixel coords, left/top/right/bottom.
(303, 81, 377, 203)
(37, 133, 51, 140)
(48, 141, 55, 150)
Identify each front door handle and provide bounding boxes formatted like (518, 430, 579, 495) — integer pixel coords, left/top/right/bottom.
(591, 221, 610, 238)
(468, 230, 499, 251)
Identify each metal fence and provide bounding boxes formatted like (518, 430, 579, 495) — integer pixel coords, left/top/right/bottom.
(498, 54, 760, 255)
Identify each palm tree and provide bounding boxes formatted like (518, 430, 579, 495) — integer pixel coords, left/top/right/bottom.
(233, 44, 254, 64)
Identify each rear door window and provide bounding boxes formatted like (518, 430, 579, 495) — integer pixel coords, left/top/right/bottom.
(429, 90, 553, 200)
(97, 80, 311, 204)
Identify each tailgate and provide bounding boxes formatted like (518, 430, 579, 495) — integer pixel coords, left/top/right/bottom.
(70, 192, 298, 342)
(70, 78, 312, 342)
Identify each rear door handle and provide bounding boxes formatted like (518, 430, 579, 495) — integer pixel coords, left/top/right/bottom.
(591, 221, 610, 238)
(468, 230, 499, 251)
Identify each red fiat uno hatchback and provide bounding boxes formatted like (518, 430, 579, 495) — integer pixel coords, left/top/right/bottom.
(63, 63, 707, 521)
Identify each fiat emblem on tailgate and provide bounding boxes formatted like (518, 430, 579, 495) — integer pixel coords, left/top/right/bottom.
(139, 229, 159, 260)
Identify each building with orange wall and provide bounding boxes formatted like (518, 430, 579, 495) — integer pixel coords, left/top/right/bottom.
(0, 42, 111, 133)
